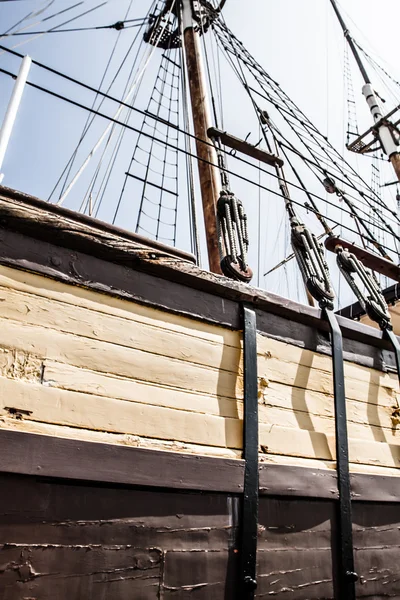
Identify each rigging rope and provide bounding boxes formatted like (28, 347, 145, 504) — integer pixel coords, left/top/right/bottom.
(212, 17, 400, 269)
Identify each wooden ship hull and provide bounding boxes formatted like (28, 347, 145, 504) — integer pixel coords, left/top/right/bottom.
(0, 185, 399, 599)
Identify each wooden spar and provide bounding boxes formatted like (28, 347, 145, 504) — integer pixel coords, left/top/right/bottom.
(330, 0, 400, 183)
(390, 153, 400, 184)
(207, 127, 284, 168)
(181, 1, 222, 274)
(325, 236, 400, 282)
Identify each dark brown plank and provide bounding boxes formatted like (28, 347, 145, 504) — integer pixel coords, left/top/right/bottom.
(0, 185, 196, 264)
(1, 471, 400, 599)
(0, 430, 244, 493)
(355, 548, 400, 597)
(163, 550, 238, 599)
(0, 474, 232, 551)
(1, 430, 400, 501)
(0, 546, 161, 600)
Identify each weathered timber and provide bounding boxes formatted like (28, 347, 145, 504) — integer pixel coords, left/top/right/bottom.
(1, 429, 400, 501)
(0, 266, 400, 467)
(208, 126, 284, 167)
(182, 28, 221, 273)
(0, 470, 400, 598)
(0, 187, 398, 374)
(325, 235, 400, 282)
(390, 151, 400, 183)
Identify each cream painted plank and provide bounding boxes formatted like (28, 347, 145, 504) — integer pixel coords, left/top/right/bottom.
(0, 264, 395, 388)
(1, 376, 400, 468)
(262, 404, 400, 446)
(0, 266, 396, 404)
(0, 312, 393, 411)
(0, 418, 241, 459)
(0, 318, 241, 399)
(0, 285, 241, 372)
(260, 424, 400, 468)
(0, 346, 42, 382)
(44, 361, 240, 418)
(0, 265, 239, 347)
(257, 334, 398, 388)
(45, 361, 398, 437)
(257, 355, 398, 404)
(261, 380, 397, 432)
(0, 377, 242, 449)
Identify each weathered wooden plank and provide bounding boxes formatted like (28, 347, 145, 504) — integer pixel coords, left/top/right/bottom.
(0, 267, 394, 396)
(43, 361, 239, 418)
(163, 549, 335, 599)
(0, 431, 245, 493)
(0, 208, 394, 374)
(0, 277, 241, 370)
(2, 431, 400, 497)
(258, 334, 398, 387)
(261, 404, 400, 446)
(0, 417, 243, 459)
(261, 380, 396, 433)
(0, 318, 241, 399)
(163, 550, 236, 598)
(0, 304, 395, 416)
(0, 546, 161, 599)
(0, 476, 232, 550)
(2, 376, 400, 467)
(354, 547, 400, 597)
(44, 361, 400, 439)
(256, 549, 335, 599)
(0, 377, 242, 449)
(0, 265, 239, 347)
(258, 354, 397, 403)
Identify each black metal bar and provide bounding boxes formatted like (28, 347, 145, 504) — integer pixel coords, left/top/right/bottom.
(384, 328, 400, 386)
(324, 308, 358, 600)
(240, 304, 259, 600)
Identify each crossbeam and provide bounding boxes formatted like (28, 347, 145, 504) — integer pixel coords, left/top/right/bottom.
(325, 236, 400, 282)
(207, 127, 284, 168)
(347, 103, 400, 154)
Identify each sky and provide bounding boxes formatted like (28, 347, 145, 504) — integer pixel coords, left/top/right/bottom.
(0, 0, 399, 307)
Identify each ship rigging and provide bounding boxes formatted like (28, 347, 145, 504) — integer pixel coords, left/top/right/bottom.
(1, 0, 400, 313)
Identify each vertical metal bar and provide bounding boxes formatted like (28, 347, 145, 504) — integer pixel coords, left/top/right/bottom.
(0, 55, 31, 183)
(240, 303, 259, 599)
(324, 308, 358, 600)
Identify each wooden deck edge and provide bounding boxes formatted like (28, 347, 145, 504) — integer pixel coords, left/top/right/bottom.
(0, 189, 396, 371)
(1, 429, 399, 502)
(0, 186, 391, 350)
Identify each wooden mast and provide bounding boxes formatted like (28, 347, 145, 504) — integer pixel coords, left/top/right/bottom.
(181, 0, 222, 274)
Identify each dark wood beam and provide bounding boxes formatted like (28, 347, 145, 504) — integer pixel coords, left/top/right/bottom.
(208, 127, 284, 168)
(325, 236, 400, 282)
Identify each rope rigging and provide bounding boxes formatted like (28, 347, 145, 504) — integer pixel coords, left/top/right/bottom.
(2, 0, 400, 303)
(212, 16, 400, 268)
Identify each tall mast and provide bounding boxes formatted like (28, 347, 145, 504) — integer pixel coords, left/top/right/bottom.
(329, 0, 400, 182)
(181, 0, 222, 274)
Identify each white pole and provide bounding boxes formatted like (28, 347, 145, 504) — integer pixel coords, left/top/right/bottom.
(362, 83, 398, 157)
(0, 55, 32, 183)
